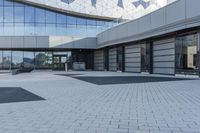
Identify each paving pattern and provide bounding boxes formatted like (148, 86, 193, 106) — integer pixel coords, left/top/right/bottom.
(0, 71, 200, 133)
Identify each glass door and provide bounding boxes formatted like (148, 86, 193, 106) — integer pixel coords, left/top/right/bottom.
(53, 55, 67, 70)
(175, 34, 199, 75)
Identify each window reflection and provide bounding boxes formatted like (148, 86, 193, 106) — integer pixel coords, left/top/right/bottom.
(176, 34, 199, 75)
(11, 51, 23, 69)
(2, 51, 11, 70)
(23, 51, 34, 69)
(0, 51, 2, 69)
(35, 52, 52, 69)
(0, 0, 114, 36)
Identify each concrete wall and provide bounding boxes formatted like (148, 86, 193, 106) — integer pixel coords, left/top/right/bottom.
(97, 0, 200, 48)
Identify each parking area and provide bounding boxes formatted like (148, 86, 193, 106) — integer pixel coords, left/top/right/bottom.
(0, 71, 200, 133)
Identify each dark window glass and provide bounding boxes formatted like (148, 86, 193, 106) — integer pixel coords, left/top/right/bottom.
(4, 7, 14, 22)
(14, 6, 25, 22)
(35, 8, 45, 23)
(141, 43, 150, 72)
(25, 6, 35, 23)
(46, 10, 56, 23)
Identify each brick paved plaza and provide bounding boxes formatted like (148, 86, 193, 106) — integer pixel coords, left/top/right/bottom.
(0, 71, 200, 133)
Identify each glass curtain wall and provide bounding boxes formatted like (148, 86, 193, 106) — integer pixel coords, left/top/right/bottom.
(0, 50, 72, 70)
(175, 34, 199, 75)
(0, 0, 114, 37)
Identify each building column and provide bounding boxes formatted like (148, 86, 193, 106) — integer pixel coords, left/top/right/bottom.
(198, 33, 200, 77)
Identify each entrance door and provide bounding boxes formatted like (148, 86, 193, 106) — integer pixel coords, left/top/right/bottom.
(53, 55, 67, 70)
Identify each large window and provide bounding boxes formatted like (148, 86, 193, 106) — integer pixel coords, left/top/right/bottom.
(35, 52, 52, 69)
(11, 51, 23, 69)
(23, 51, 34, 69)
(175, 34, 199, 75)
(0, 0, 114, 37)
(2, 51, 11, 70)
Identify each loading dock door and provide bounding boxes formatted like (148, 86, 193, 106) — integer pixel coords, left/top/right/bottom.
(125, 45, 141, 72)
(153, 39, 175, 75)
(94, 50, 104, 71)
(109, 48, 117, 71)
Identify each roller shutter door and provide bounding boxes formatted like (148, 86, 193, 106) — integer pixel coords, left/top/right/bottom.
(153, 39, 175, 75)
(125, 45, 141, 72)
(109, 48, 117, 71)
(94, 50, 104, 71)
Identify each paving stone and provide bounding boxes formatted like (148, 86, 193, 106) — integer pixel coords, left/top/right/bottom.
(0, 71, 199, 133)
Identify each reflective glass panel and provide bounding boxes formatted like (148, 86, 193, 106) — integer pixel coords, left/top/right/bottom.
(11, 51, 23, 69)
(0, 7, 3, 22)
(35, 8, 45, 23)
(23, 51, 35, 69)
(57, 14, 66, 24)
(25, 6, 35, 23)
(46, 10, 56, 23)
(14, 6, 24, 22)
(4, 7, 14, 22)
(35, 52, 52, 69)
(0, 51, 2, 69)
(2, 51, 11, 69)
(175, 34, 198, 75)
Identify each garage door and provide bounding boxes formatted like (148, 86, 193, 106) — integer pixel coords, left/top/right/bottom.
(125, 45, 141, 72)
(109, 48, 117, 71)
(153, 38, 175, 75)
(94, 50, 104, 71)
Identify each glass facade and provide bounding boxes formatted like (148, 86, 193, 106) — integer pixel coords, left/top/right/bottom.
(175, 34, 199, 75)
(0, 50, 72, 70)
(0, 0, 115, 37)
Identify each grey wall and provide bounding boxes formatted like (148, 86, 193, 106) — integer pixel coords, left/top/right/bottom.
(94, 50, 104, 71)
(109, 48, 117, 71)
(0, 36, 49, 49)
(52, 37, 97, 49)
(0, 36, 97, 49)
(97, 0, 200, 48)
(125, 45, 141, 72)
(153, 38, 175, 75)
